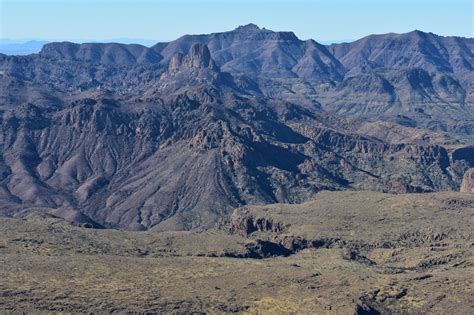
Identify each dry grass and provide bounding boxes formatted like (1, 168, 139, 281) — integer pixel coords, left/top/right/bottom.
(1, 191, 473, 313)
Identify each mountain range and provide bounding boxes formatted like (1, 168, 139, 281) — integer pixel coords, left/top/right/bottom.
(0, 24, 473, 231)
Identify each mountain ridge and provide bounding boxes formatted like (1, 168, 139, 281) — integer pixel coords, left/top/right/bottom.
(0, 24, 472, 230)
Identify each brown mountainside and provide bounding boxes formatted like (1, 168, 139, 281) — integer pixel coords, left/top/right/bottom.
(0, 26, 473, 230)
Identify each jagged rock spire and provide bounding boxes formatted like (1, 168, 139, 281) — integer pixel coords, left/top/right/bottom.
(168, 43, 218, 73)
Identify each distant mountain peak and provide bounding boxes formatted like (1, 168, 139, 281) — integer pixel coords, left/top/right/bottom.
(406, 29, 431, 39)
(232, 24, 299, 40)
(235, 23, 262, 32)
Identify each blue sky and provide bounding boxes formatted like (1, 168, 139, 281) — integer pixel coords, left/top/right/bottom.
(1, 0, 472, 43)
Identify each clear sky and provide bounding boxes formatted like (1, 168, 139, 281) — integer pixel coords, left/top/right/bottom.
(1, 0, 473, 43)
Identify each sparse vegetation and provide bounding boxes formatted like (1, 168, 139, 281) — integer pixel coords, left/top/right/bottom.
(1, 191, 472, 313)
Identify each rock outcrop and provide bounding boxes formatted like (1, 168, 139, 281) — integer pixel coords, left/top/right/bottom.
(169, 43, 218, 73)
(460, 168, 474, 193)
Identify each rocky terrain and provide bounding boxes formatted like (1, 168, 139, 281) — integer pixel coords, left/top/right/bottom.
(0, 25, 472, 230)
(0, 24, 473, 314)
(1, 191, 472, 313)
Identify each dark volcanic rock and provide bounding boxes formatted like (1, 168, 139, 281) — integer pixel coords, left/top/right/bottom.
(219, 208, 287, 236)
(244, 240, 293, 258)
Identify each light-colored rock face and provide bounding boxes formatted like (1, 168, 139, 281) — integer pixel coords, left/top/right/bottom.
(460, 168, 474, 193)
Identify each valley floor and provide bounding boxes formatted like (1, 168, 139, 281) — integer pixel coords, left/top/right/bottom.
(0, 191, 473, 314)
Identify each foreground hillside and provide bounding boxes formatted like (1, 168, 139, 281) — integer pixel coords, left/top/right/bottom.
(1, 191, 472, 313)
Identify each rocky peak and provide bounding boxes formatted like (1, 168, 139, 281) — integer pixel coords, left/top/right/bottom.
(407, 29, 434, 39)
(234, 23, 262, 32)
(186, 43, 215, 68)
(168, 43, 218, 73)
(231, 23, 298, 42)
(168, 52, 185, 73)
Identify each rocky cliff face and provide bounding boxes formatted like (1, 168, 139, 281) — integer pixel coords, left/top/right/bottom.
(168, 43, 218, 73)
(0, 26, 472, 230)
(460, 168, 474, 193)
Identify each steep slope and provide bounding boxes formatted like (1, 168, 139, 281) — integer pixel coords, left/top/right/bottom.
(322, 31, 474, 135)
(0, 28, 473, 230)
(460, 168, 474, 193)
(317, 68, 471, 133)
(328, 30, 473, 77)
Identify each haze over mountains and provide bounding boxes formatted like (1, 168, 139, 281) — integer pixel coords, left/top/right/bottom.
(0, 24, 473, 231)
(0, 39, 163, 55)
(0, 40, 49, 56)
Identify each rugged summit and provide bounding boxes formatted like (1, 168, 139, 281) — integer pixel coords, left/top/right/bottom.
(0, 25, 472, 230)
(153, 24, 345, 84)
(169, 43, 218, 73)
